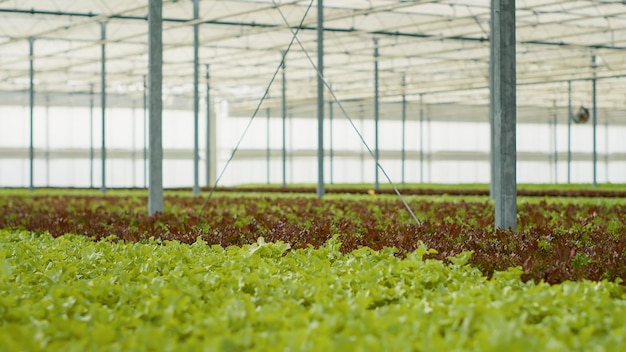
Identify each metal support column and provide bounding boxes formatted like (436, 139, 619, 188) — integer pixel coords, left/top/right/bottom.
(329, 101, 334, 185)
(143, 75, 147, 188)
(553, 105, 558, 183)
(360, 107, 365, 183)
(492, 0, 517, 230)
(131, 102, 137, 187)
(489, 0, 496, 199)
(45, 95, 50, 187)
(281, 54, 287, 188)
(148, 0, 164, 214)
(316, 0, 325, 198)
(373, 37, 380, 190)
(419, 93, 424, 183)
(401, 75, 406, 186)
(89, 83, 94, 188)
(266, 107, 271, 185)
(605, 121, 609, 183)
(592, 55, 597, 187)
(427, 116, 432, 183)
(29, 38, 34, 191)
(100, 22, 107, 193)
(567, 80, 571, 183)
(205, 64, 211, 187)
(192, 0, 200, 195)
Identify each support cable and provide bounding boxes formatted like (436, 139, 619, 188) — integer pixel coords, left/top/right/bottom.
(271, 1, 422, 226)
(198, 0, 314, 215)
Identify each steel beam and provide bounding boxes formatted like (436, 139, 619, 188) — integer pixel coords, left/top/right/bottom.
(28, 38, 34, 191)
(489, 0, 495, 198)
(401, 75, 406, 186)
(281, 54, 287, 188)
(492, 0, 517, 230)
(5, 9, 625, 52)
(45, 95, 50, 186)
(419, 93, 424, 183)
(592, 55, 597, 187)
(89, 83, 94, 188)
(143, 75, 147, 188)
(148, 0, 164, 215)
(100, 21, 107, 193)
(373, 37, 380, 190)
(316, 0, 325, 198)
(329, 100, 334, 185)
(131, 102, 137, 187)
(205, 64, 211, 187)
(553, 106, 557, 183)
(266, 106, 270, 185)
(192, 0, 200, 196)
(605, 121, 609, 182)
(567, 80, 571, 183)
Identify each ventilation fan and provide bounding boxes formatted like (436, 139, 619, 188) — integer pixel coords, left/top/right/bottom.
(571, 106, 590, 124)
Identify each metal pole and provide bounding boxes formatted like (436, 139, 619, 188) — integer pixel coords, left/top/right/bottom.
(89, 83, 94, 188)
(281, 54, 287, 188)
(373, 37, 380, 190)
(427, 115, 431, 183)
(100, 22, 107, 193)
(205, 64, 211, 187)
(45, 95, 50, 187)
(401, 74, 406, 186)
(492, 0, 517, 230)
(266, 106, 270, 185)
(419, 93, 424, 183)
(316, 0, 325, 198)
(29, 38, 34, 191)
(143, 75, 147, 188)
(192, 0, 200, 195)
(567, 80, 571, 183)
(489, 0, 495, 199)
(329, 101, 334, 185)
(148, 0, 164, 214)
(132, 102, 137, 187)
(605, 121, 609, 183)
(553, 106, 557, 183)
(592, 55, 597, 188)
(360, 106, 364, 183)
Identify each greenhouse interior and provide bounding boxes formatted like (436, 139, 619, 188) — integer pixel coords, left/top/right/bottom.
(1, 0, 626, 190)
(4, 2, 626, 350)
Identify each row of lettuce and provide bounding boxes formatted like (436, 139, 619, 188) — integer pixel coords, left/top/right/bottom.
(1, 231, 625, 351)
(1, 192, 625, 284)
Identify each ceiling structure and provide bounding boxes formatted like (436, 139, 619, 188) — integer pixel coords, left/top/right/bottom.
(0, 0, 625, 124)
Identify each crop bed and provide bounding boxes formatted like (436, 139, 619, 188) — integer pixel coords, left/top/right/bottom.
(1, 231, 625, 351)
(1, 191, 625, 284)
(1, 189, 626, 351)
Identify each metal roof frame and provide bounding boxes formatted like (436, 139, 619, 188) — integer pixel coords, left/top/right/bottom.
(1, 0, 625, 124)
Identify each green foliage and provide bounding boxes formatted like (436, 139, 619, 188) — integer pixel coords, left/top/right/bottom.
(572, 252, 593, 268)
(1, 231, 625, 351)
